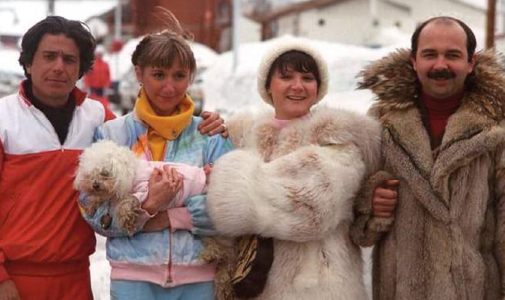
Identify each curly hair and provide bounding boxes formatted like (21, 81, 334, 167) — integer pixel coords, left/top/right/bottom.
(19, 16, 96, 79)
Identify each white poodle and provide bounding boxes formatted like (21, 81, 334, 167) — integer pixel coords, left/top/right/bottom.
(74, 140, 208, 235)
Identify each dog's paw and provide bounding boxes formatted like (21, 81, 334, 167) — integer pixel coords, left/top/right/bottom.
(116, 196, 141, 236)
(84, 195, 103, 217)
(85, 206, 97, 217)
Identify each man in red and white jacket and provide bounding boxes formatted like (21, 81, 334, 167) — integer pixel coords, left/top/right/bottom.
(0, 16, 115, 300)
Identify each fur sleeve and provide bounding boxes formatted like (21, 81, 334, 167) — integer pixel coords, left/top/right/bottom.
(226, 111, 255, 148)
(207, 144, 366, 242)
(226, 110, 273, 148)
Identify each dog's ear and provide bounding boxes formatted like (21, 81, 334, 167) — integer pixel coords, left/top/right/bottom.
(74, 157, 85, 191)
(73, 176, 81, 190)
(108, 144, 138, 198)
(73, 141, 103, 192)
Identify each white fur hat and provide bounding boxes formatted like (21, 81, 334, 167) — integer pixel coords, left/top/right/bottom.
(257, 37, 329, 106)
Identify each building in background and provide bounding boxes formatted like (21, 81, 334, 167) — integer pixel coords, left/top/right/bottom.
(244, 0, 504, 49)
(98, 0, 233, 53)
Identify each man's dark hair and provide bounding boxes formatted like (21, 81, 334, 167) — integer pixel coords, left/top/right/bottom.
(19, 16, 96, 79)
(411, 16, 476, 62)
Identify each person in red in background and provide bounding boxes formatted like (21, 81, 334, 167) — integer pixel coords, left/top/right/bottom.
(84, 44, 111, 109)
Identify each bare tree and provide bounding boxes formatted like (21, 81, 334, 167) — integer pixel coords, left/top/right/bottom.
(487, 0, 497, 48)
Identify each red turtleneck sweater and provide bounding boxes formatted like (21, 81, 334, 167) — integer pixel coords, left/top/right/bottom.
(421, 91, 462, 145)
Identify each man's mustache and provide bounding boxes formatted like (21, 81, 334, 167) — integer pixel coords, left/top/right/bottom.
(427, 69, 456, 79)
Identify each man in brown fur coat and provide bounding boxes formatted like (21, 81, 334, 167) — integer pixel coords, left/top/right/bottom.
(351, 16, 505, 300)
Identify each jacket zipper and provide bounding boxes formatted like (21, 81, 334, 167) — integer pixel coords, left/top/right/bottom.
(166, 213, 173, 285)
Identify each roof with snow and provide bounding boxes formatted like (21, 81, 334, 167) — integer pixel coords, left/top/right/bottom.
(244, 0, 492, 21)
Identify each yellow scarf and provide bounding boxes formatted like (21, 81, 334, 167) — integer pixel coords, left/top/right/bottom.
(134, 88, 194, 161)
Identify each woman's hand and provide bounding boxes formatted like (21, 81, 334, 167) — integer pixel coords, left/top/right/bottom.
(141, 166, 182, 215)
(203, 163, 213, 183)
(372, 179, 399, 218)
(143, 212, 170, 232)
(199, 111, 228, 137)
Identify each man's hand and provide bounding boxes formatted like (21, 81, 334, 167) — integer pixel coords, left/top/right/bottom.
(372, 179, 400, 218)
(199, 111, 228, 137)
(141, 166, 182, 215)
(0, 280, 20, 300)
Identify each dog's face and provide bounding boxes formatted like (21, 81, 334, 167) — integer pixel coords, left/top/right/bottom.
(75, 140, 138, 198)
(77, 165, 118, 196)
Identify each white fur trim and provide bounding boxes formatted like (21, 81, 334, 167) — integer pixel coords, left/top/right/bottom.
(257, 37, 329, 105)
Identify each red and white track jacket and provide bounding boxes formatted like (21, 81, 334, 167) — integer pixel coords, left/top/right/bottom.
(0, 82, 115, 282)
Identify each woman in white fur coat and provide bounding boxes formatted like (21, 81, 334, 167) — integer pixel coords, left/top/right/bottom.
(206, 38, 380, 300)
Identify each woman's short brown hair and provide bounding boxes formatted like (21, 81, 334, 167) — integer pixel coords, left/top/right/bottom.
(131, 30, 196, 81)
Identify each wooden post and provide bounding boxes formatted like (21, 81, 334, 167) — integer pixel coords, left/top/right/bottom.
(486, 0, 497, 49)
(48, 0, 55, 15)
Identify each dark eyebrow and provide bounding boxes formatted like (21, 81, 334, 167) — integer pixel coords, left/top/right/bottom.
(446, 49, 463, 55)
(419, 49, 437, 54)
(42, 50, 78, 60)
(419, 48, 464, 55)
